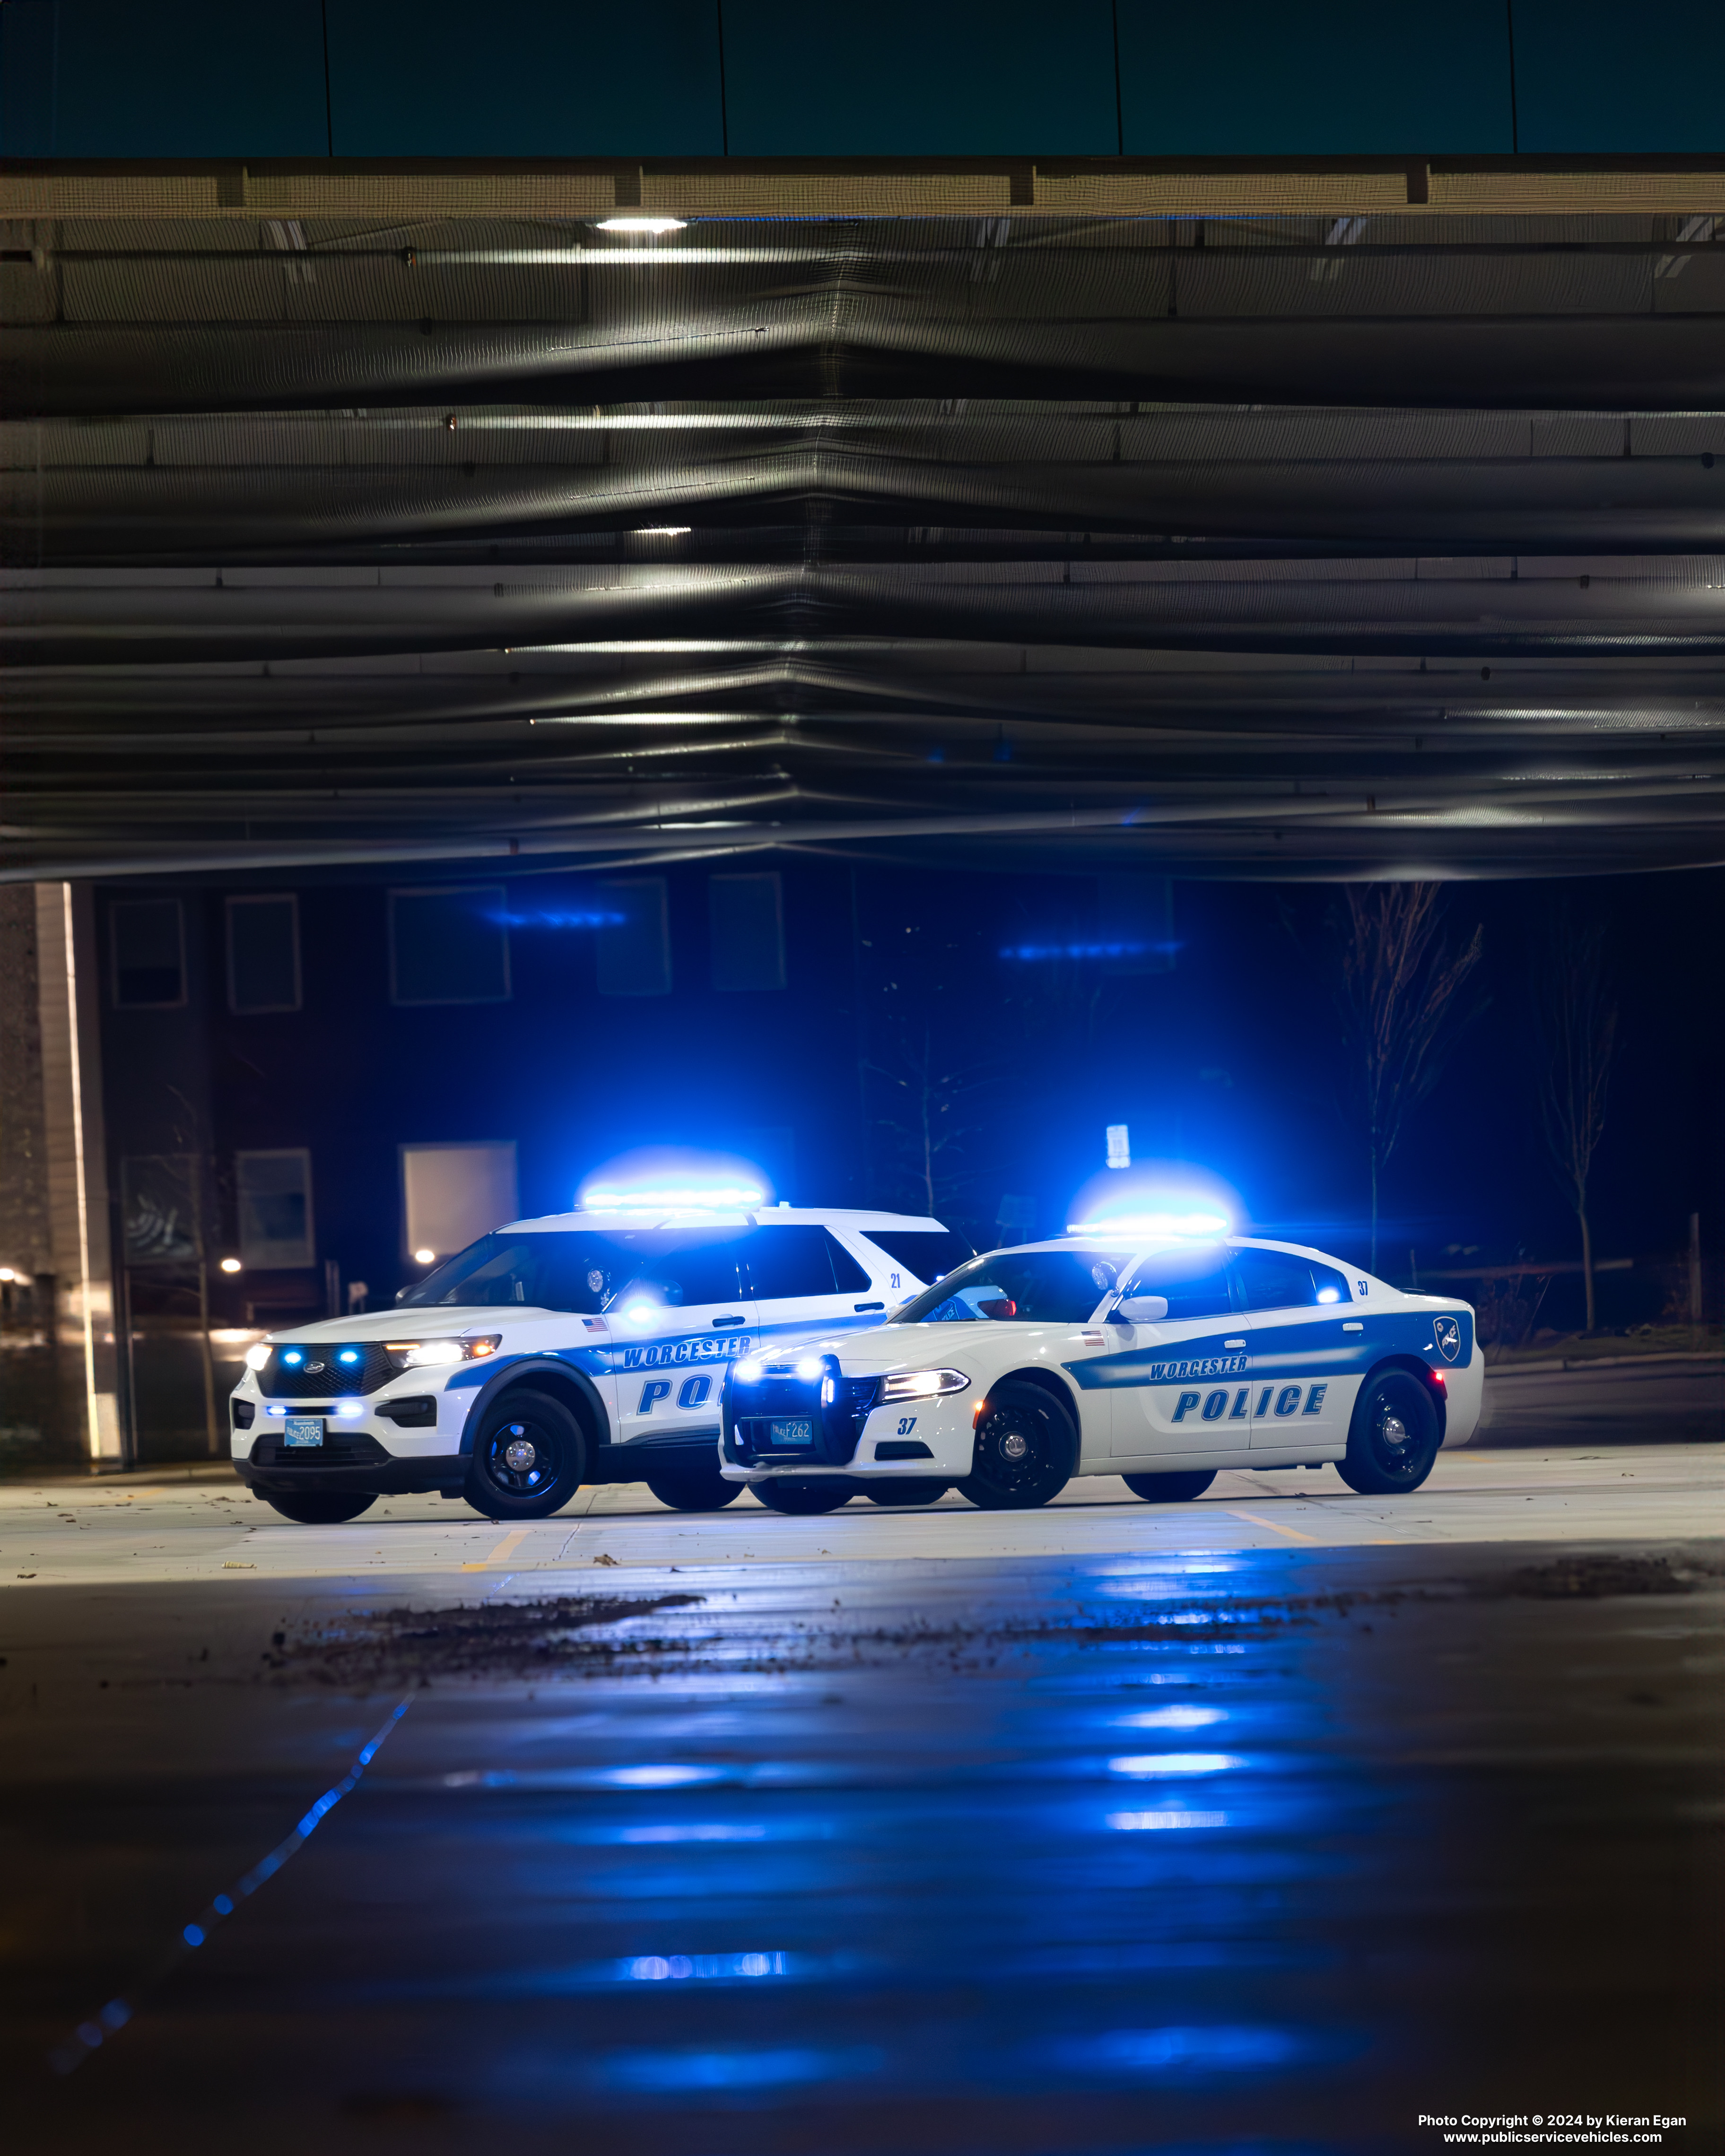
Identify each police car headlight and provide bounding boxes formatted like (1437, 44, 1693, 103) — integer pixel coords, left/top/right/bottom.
(881, 1368, 970, 1401)
(384, 1335, 502, 1370)
(732, 1358, 764, 1384)
(244, 1343, 270, 1371)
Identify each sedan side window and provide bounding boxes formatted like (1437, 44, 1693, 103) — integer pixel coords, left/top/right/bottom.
(1121, 1246, 1235, 1322)
(1233, 1246, 1330, 1312)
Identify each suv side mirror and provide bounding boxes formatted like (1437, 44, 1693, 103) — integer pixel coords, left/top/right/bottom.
(1113, 1294, 1168, 1324)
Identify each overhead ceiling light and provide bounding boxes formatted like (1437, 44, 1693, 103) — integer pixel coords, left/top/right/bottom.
(596, 217, 686, 235)
(634, 526, 692, 536)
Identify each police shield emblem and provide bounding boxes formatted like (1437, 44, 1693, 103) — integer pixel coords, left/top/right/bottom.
(1431, 1315, 1461, 1364)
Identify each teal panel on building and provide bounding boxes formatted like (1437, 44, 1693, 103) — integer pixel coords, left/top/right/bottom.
(43, 0, 330, 156)
(326, 0, 725, 156)
(722, 0, 1120, 156)
(1117, 0, 1514, 155)
(1512, 0, 1725, 151)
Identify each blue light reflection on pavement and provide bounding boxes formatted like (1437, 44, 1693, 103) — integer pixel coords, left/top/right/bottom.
(210, 1548, 1438, 2126)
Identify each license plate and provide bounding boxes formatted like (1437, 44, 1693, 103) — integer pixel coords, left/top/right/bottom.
(767, 1417, 815, 1447)
(283, 1417, 325, 1448)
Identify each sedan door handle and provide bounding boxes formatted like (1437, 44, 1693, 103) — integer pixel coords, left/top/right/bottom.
(712, 1315, 746, 1327)
(1224, 1338, 1246, 1349)
(1343, 1321, 1364, 1332)
(854, 1301, 885, 1312)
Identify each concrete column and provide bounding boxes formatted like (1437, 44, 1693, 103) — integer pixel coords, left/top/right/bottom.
(31, 884, 123, 1463)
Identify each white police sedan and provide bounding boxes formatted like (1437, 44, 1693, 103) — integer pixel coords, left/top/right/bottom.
(228, 1206, 971, 1523)
(720, 1234, 1481, 1513)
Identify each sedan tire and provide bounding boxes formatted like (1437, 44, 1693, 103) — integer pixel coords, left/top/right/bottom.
(958, 1382, 1073, 1510)
(1337, 1370, 1440, 1495)
(1121, 1469, 1217, 1504)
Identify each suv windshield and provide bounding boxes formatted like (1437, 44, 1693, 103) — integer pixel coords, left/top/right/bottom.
(894, 1248, 1124, 1325)
(398, 1229, 746, 1314)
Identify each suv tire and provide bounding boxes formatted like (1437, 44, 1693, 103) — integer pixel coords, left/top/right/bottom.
(465, 1389, 588, 1519)
(645, 1459, 743, 1512)
(752, 1478, 855, 1515)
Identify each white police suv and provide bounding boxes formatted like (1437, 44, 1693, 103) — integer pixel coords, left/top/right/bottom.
(720, 1233, 1481, 1513)
(228, 1207, 971, 1523)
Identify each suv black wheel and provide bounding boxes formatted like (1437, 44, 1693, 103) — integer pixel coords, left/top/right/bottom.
(1122, 1469, 1217, 1504)
(862, 1479, 948, 1506)
(958, 1382, 1073, 1510)
(261, 1490, 375, 1525)
(465, 1389, 587, 1519)
(1337, 1371, 1440, 1495)
(645, 1458, 743, 1512)
(752, 1478, 855, 1515)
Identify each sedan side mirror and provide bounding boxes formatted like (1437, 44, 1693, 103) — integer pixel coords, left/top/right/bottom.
(1113, 1294, 1168, 1324)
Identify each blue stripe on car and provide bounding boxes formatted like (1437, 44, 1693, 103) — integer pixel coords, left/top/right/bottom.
(1063, 1310, 1471, 1390)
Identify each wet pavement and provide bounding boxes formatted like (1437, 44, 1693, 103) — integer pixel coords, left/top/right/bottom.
(3, 1467, 1721, 2155)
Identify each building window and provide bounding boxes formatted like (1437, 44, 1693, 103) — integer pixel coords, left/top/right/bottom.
(595, 880, 671, 997)
(235, 1150, 315, 1269)
(111, 898, 185, 1008)
(710, 872, 786, 991)
(227, 894, 301, 1014)
(400, 1142, 519, 1265)
(389, 887, 510, 1006)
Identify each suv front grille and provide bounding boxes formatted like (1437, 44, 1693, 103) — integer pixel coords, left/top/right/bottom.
(258, 1343, 395, 1398)
(248, 1430, 393, 1468)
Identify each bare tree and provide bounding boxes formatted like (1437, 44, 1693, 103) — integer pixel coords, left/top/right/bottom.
(1328, 885, 1484, 1273)
(866, 1020, 1002, 1230)
(1533, 914, 1618, 1331)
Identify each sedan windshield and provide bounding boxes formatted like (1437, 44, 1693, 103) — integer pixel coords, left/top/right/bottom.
(894, 1248, 1124, 1325)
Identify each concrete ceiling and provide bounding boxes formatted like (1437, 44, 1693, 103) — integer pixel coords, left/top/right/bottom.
(4, 204, 1724, 883)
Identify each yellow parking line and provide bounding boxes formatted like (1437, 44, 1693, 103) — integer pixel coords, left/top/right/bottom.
(460, 1527, 532, 1572)
(1228, 1507, 1323, 1544)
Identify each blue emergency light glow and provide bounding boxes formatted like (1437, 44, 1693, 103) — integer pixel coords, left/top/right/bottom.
(1070, 1208, 1231, 1238)
(586, 1183, 767, 1212)
(281, 1350, 305, 1366)
(579, 1146, 772, 1216)
(337, 1348, 361, 1365)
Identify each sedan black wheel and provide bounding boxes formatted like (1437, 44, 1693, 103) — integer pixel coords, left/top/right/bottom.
(958, 1382, 1073, 1510)
(645, 1458, 744, 1512)
(862, 1478, 949, 1506)
(261, 1491, 375, 1524)
(752, 1478, 855, 1515)
(1337, 1371, 1440, 1495)
(465, 1389, 587, 1519)
(1122, 1469, 1217, 1504)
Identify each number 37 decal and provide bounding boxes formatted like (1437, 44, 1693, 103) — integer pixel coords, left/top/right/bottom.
(897, 1417, 917, 1435)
